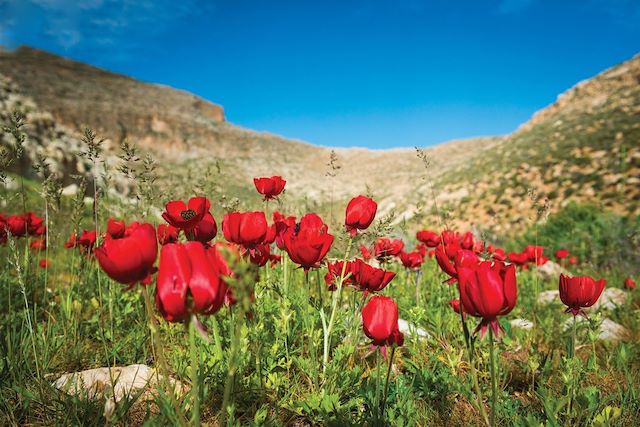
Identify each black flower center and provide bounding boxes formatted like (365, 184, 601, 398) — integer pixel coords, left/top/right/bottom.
(180, 209, 197, 220)
(294, 222, 301, 235)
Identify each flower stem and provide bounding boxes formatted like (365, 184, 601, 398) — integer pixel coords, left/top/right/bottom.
(570, 315, 577, 359)
(375, 348, 381, 419)
(380, 346, 397, 420)
(141, 286, 187, 426)
(221, 312, 242, 425)
(457, 285, 490, 427)
(488, 327, 498, 427)
(323, 236, 353, 375)
(189, 318, 201, 427)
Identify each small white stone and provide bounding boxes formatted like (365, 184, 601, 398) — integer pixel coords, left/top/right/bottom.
(510, 318, 534, 330)
(398, 318, 430, 339)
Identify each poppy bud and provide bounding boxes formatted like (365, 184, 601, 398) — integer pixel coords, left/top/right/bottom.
(223, 211, 270, 249)
(344, 195, 377, 236)
(362, 295, 403, 347)
(155, 242, 227, 322)
(555, 248, 569, 260)
(559, 274, 606, 316)
(458, 261, 517, 338)
(95, 222, 157, 287)
(624, 277, 636, 290)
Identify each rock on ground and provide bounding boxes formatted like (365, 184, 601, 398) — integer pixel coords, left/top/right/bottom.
(398, 318, 430, 339)
(510, 318, 534, 330)
(53, 364, 185, 418)
(562, 317, 630, 342)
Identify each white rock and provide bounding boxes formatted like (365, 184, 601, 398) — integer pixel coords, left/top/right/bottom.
(594, 288, 626, 311)
(53, 364, 185, 416)
(510, 318, 534, 330)
(562, 317, 630, 342)
(537, 290, 560, 305)
(61, 184, 78, 196)
(536, 261, 567, 281)
(398, 318, 430, 339)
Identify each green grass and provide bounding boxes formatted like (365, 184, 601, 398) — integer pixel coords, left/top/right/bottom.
(1, 174, 640, 426)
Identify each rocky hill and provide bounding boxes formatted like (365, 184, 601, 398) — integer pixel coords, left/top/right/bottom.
(0, 46, 638, 236)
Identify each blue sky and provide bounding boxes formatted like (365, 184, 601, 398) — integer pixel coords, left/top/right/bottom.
(1, 0, 638, 149)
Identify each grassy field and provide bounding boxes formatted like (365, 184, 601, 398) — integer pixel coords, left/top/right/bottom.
(1, 117, 639, 426)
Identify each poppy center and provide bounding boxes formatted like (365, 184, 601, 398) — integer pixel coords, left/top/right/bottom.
(293, 222, 301, 235)
(180, 209, 197, 220)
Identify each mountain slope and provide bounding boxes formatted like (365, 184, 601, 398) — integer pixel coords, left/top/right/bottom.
(1, 46, 638, 236)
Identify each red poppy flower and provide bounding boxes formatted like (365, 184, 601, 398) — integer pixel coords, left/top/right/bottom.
(508, 251, 529, 267)
(362, 295, 404, 347)
(344, 195, 377, 236)
(568, 256, 578, 265)
(282, 213, 334, 271)
(399, 251, 423, 270)
(435, 244, 457, 279)
(25, 212, 46, 236)
(374, 237, 404, 260)
(559, 274, 606, 316)
(461, 232, 475, 250)
(7, 215, 27, 237)
(78, 230, 97, 252)
(360, 244, 373, 261)
(523, 245, 544, 262)
(95, 222, 158, 287)
(458, 261, 517, 338)
(193, 212, 218, 243)
(416, 230, 441, 247)
(162, 196, 210, 230)
(624, 277, 636, 290)
(0, 214, 7, 244)
(555, 248, 569, 260)
(157, 224, 180, 245)
(324, 260, 357, 291)
(273, 211, 296, 250)
(39, 258, 50, 269)
(30, 237, 46, 251)
(64, 233, 78, 248)
(106, 219, 126, 239)
(248, 243, 271, 267)
(492, 248, 507, 262)
(352, 258, 396, 293)
(449, 298, 464, 314)
(223, 211, 269, 248)
(254, 176, 286, 200)
(155, 242, 227, 322)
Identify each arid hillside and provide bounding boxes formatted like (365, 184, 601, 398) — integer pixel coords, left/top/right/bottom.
(1, 46, 638, 235)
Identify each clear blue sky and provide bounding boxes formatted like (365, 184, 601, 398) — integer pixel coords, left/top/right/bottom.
(1, 0, 638, 149)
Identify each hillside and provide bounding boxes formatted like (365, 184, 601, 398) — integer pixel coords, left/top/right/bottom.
(1, 46, 638, 236)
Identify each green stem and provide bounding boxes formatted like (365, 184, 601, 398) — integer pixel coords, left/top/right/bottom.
(221, 313, 243, 425)
(380, 347, 397, 420)
(375, 348, 381, 419)
(189, 319, 201, 427)
(489, 328, 498, 427)
(570, 315, 577, 359)
(323, 236, 353, 374)
(141, 286, 187, 426)
(457, 284, 490, 427)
